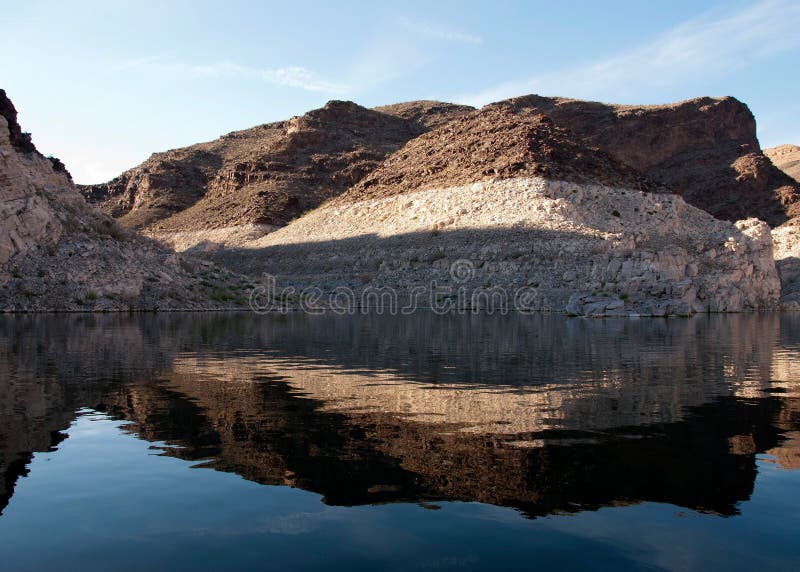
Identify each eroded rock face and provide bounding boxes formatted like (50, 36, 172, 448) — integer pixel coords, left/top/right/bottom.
(80, 100, 474, 233)
(0, 117, 63, 266)
(772, 219, 800, 309)
(766, 144, 800, 183)
(491, 95, 800, 227)
(0, 92, 252, 311)
(221, 177, 780, 315)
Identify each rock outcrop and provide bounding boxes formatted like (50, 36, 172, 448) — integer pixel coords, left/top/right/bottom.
(80, 100, 473, 242)
(341, 107, 657, 202)
(772, 218, 800, 309)
(0, 90, 251, 311)
(215, 109, 781, 315)
(491, 95, 800, 227)
(766, 144, 800, 183)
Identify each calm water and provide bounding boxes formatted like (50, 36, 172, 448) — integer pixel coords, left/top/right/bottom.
(1, 312, 799, 571)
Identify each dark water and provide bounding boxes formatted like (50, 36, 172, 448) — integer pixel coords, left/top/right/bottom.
(1, 312, 799, 571)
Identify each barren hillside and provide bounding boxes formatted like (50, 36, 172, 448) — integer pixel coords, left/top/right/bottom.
(216, 109, 780, 315)
(81, 100, 473, 232)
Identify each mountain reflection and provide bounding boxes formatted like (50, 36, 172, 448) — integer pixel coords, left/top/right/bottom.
(1, 312, 799, 518)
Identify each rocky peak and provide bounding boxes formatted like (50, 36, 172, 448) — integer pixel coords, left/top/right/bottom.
(487, 94, 800, 226)
(341, 106, 659, 203)
(81, 99, 473, 233)
(373, 100, 475, 129)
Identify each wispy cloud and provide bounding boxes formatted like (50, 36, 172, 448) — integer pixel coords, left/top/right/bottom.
(341, 17, 481, 95)
(110, 53, 174, 72)
(458, 0, 800, 106)
(113, 57, 348, 95)
(398, 16, 483, 45)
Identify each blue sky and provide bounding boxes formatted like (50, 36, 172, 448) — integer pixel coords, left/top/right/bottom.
(2, 0, 799, 183)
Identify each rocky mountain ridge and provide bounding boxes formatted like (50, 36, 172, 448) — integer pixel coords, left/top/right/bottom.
(85, 94, 800, 236)
(490, 95, 800, 227)
(80, 100, 473, 233)
(339, 107, 658, 204)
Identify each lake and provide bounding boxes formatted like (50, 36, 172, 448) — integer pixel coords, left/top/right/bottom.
(0, 312, 799, 571)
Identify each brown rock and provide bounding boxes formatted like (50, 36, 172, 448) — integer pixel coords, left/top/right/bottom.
(80, 100, 474, 232)
(339, 106, 659, 204)
(489, 95, 800, 226)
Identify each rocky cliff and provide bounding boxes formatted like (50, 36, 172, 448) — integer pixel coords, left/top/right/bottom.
(766, 144, 800, 183)
(490, 95, 800, 227)
(80, 100, 473, 241)
(216, 108, 780, 315)
(0, 90, 250, 311)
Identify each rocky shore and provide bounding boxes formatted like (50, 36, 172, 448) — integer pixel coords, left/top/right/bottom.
(224, 177, 779, 315)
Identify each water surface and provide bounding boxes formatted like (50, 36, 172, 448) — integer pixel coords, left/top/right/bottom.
(1, 312, 799, 571)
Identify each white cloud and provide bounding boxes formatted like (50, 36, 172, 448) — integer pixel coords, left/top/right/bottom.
(114, 57, 348, 95)
(398, 16, 483, 45)
(457, 0, 800, 106)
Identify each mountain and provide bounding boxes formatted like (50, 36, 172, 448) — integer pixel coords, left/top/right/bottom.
(0, 89, 250, 311)
(7, 89, 797, 313)
(216, 106, 780, 315)
(85, 94, 800, 240)
(765, 144, 800, 183)
(80, 100, 473, 241)
(489, 95, 800, 227)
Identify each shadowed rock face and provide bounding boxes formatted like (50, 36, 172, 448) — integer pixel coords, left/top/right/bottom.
(490, 95, 800, 227)
(79, 100, 473, 231)
(1, 313, 799, 518)
(766, 144, 800, 183)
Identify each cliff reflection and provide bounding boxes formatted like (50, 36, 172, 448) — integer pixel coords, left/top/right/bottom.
(1, 312, 799, 518)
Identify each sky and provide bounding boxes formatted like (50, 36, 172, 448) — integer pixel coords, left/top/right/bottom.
(2, 0, 799, 184)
